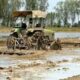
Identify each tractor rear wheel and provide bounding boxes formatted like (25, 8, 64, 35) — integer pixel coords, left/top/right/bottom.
(7, 35, 16, 50)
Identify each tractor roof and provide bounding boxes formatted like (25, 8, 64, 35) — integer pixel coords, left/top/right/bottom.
(13, 10, 47, 18)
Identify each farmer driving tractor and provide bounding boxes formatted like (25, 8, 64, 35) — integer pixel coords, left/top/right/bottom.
(15, 22, 27, 38)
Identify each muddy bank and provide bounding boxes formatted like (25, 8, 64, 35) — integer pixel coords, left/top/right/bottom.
(0, 40, 6, 46)
(63, 75, 80, 80)
(0, 47, 80, 80)
(1, 38, 80, 49)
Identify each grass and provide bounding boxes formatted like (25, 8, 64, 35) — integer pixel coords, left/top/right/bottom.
(0, 40, 6, 46)
(47, 27, 80, 32)
(0, 26, 80, 32)
(0, 26, 13, 32)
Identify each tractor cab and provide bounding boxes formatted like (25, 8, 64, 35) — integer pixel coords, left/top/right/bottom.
(12, 10, 54, 40)
(12, 10, 46, 29)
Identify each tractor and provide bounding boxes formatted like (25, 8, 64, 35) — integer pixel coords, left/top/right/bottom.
(7, 10, 61, 50)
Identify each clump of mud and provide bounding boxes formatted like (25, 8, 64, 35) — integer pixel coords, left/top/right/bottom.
(72, 58, 80, 62)
(18, 60, 56, 69)
(0, 67, 5, 70)
(63, 75, 80, 80)
(6, 77, 24, 80)
(57, 59, 69, 64)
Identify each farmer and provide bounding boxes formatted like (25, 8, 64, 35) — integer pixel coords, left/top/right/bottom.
(14, 23, 27, 38)
(20, 22, 27, 37)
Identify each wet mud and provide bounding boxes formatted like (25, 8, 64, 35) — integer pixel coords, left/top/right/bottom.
(0, 48, 80, 80)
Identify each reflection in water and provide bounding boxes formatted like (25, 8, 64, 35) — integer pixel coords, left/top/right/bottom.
(0, 75, 7, 80)
(1, 32, 80, 40)
(0, 32, 11, 40)
(0, 56, 17, 67)
(55, 32, 80, 39)
(37, 63, 80, 80)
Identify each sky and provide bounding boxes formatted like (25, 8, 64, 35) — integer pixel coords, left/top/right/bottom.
(48, 0, 64, 12)
(20, 0, 64, 12)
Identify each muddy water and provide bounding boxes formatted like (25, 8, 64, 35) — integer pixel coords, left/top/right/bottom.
(55, 32, 80, 39)
(0, 49, 80, 80)
(1, 32, 80, 40)
(0, 32, 10, 40)
(0, 56, 17, 67)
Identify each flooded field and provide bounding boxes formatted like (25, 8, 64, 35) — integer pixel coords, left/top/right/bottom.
(55, 32, 80, 39)
(0, 31, 80, 80)
(0, 32, 10, 40)
(1, 32, 80, 40)
(0, 48, 80, 80)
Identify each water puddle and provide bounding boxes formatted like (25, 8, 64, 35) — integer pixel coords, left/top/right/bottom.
(47, 55, 78, 62)
(0, 49, 80, 80)
(35, 63, 80, 80)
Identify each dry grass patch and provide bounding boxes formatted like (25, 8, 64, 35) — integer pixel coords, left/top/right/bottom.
(0, 26, 13, 32)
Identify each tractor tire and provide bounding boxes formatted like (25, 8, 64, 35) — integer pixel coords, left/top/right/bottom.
(7, 35, 16, 50)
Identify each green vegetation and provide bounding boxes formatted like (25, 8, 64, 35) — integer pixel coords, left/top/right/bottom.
(0, 0, 48, 26)
(0, 0, 80, 28)
(47, 0, 80, 27)
(0, 26, 80, 32)
(47, 27, 80, 32)
(0, 26, 13, 32)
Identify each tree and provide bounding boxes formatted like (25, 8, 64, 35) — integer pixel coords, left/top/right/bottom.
(7, 0, 21, 26)
(0, 0, 8, 18)
(47, 12, 56, 27)
(54, 0, 80, 27)
(37, 0, 48, 11)
(25, 0, 48, 11)
(25, 0, 37, 10)
(54, 1, 64, 27)
(0, 0, 21, 26)
(0, 0, 8, 25)
(75, 0, 80, 23)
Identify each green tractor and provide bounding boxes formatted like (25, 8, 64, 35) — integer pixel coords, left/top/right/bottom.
(7, 10, 57, 50)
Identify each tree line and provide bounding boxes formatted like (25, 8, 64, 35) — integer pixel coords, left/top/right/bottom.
(0, 0, 48, 26)
(0, 0, 80, 27)
(47, 0, 80, 27)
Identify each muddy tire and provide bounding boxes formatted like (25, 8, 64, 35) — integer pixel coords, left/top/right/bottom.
(7, 35, 16, 49)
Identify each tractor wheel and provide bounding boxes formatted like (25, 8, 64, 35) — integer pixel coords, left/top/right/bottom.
(7, 35, 16, 50)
